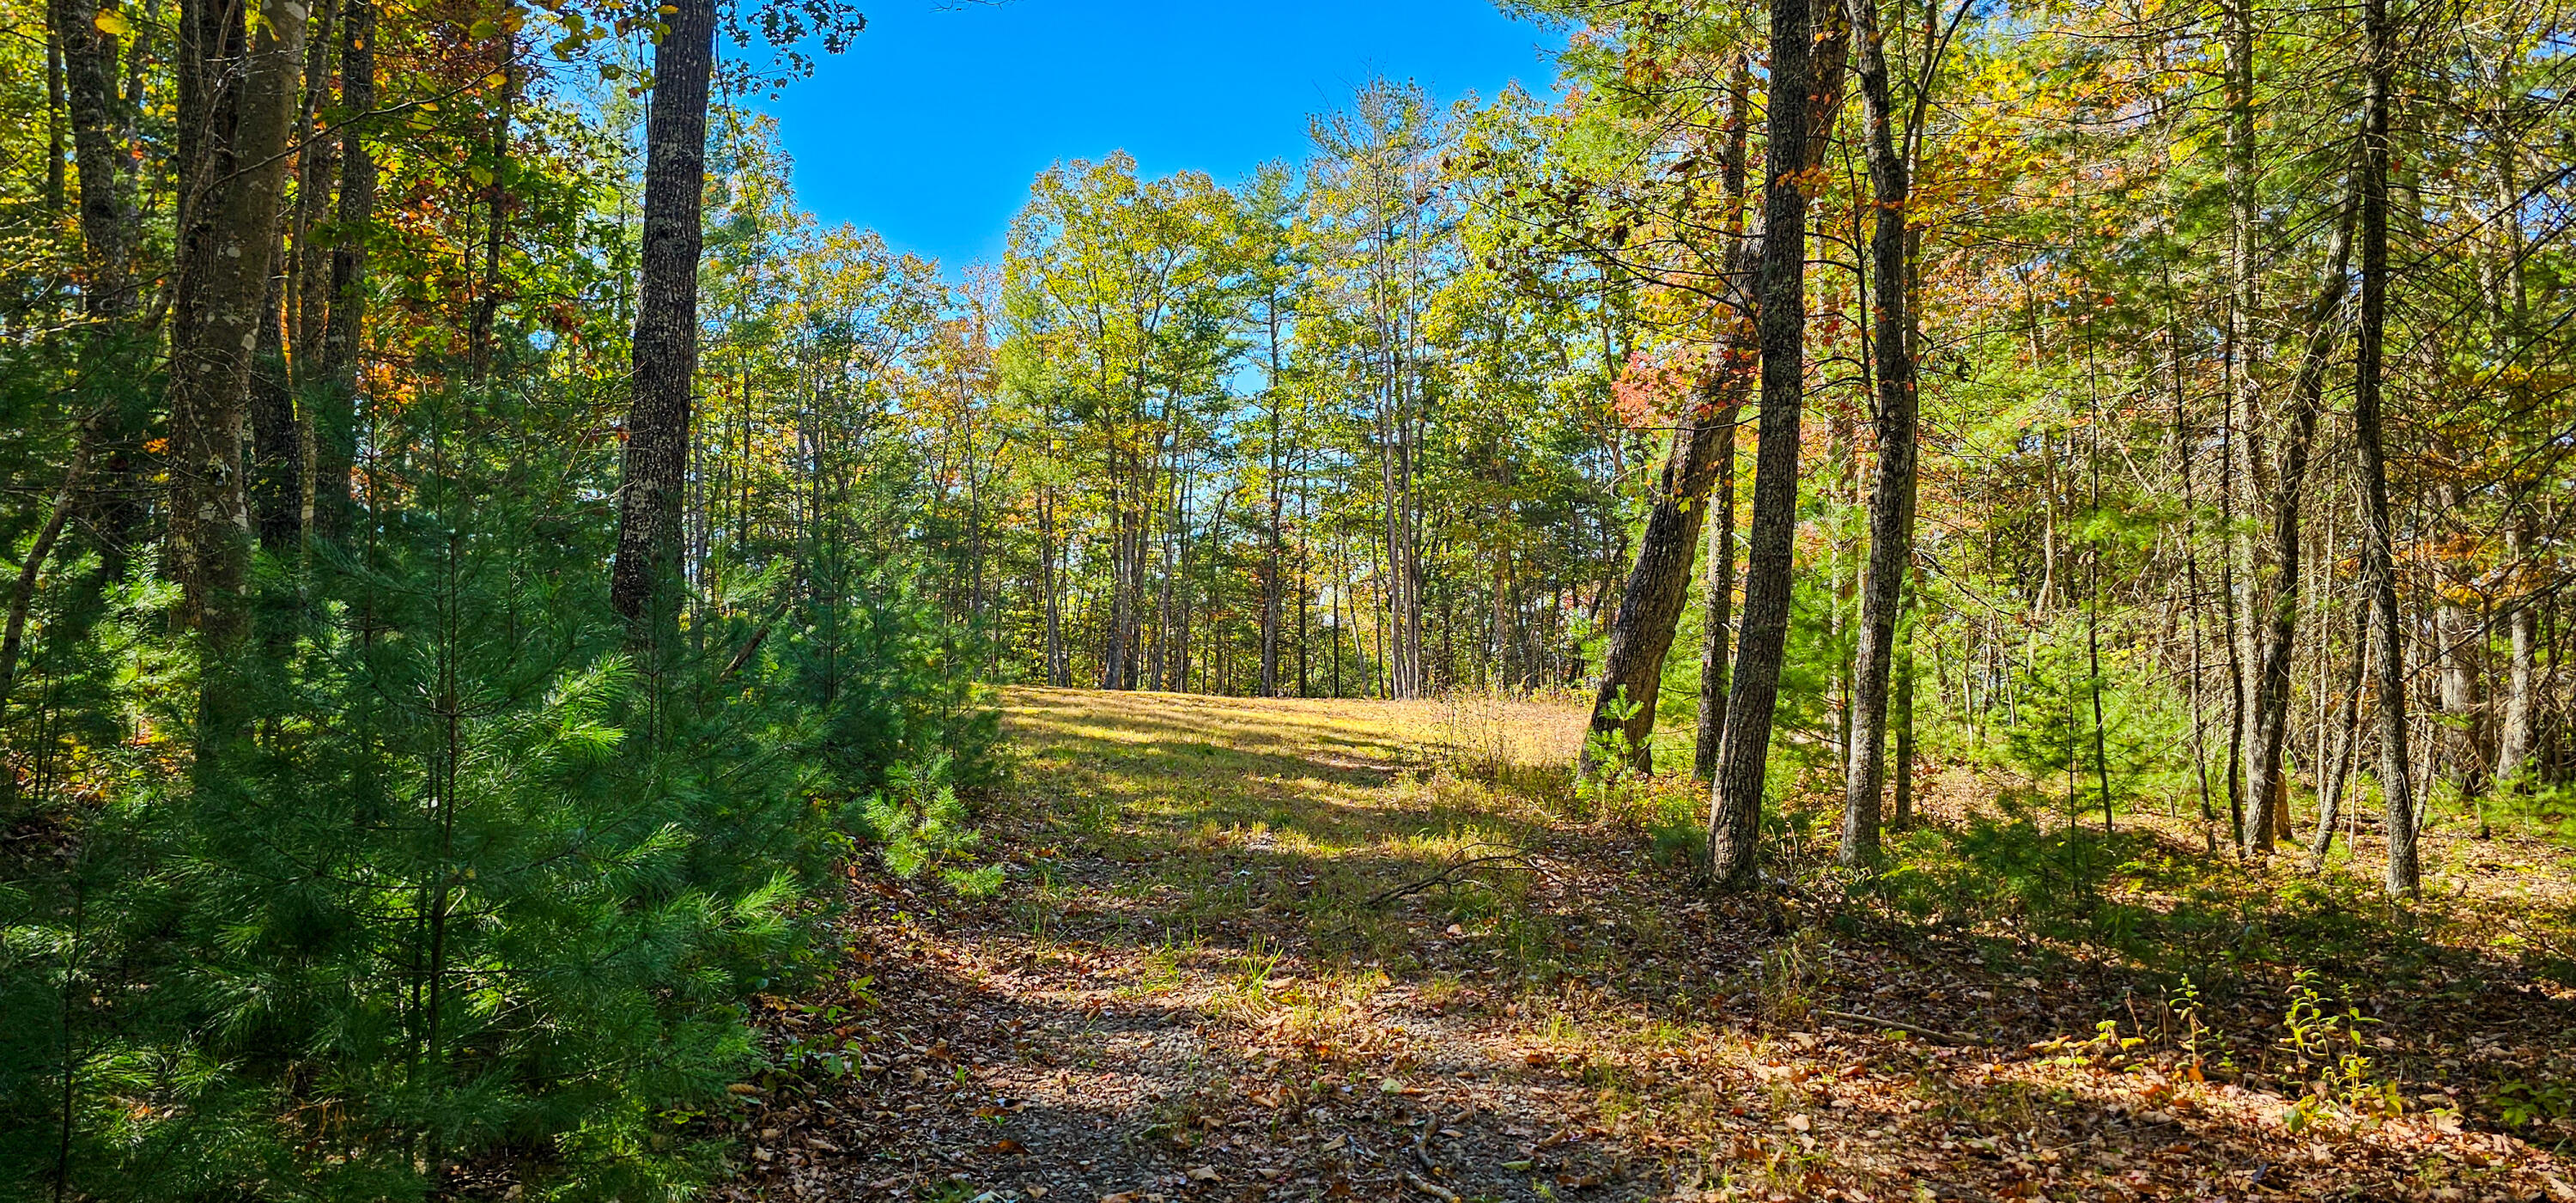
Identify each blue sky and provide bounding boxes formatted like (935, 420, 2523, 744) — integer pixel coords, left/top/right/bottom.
(754, 0, 1566, 271)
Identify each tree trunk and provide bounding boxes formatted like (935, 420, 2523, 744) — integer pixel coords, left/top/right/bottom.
(1695, 420, 1737, 781)
(2306, 598, 2368, 870)
(48, 0, 137, 319)
(1583, 55, 1758, 777)
(169, 0, 305, 648)
(311, 0, 374, 542)
(251, 270, 304, 550)
(2498, 519, 2539, 787)
(1838, 0, 1922, 866)
(1582, 376, 1747, 775)
(2243, 196, 2359, 855)
(608, 0, 717, 636)
(1710, 0, 1835, 890)
(2354, 0, 2417, 895)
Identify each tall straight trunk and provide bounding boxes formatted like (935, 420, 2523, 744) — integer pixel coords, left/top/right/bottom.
(2498, 519, 2539, 787)
(2433, 481, 2490, 805)
(1695, 421, 1737, 781)
(1891, 569, 1917, 827)
(2217, 414, 2250, 845)
(311, 0, 374, 542)
(1260, 298, 1285, 696)
(48, 0, 137, 320)
(169, 0, 306, 648)
(2243, 196, 2359, 855)
(250, 271, 303, 550)
(1710, 0, 1831, 890)
(608, 0, 716, 635)
(1838, 0, 1922, 866)
(2354, 0, 2417, 895)
(2307, 597, 2368, 869)
(2223, 0, 2270, 817)
(42, 0, 142, 593)
(1583, 55, 1764, 775)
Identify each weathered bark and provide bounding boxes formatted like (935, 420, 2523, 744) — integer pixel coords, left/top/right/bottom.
(50, 0, 145, 577)
(1582, 377, 1747, 775)
(2433, 484, 2491, 805)
(48, 0, 137, 319)
(1838, 0, 1922, 866)
(1694, 421, 1736, 781)
(1581, 55, 1760, 776)
(608, 0, 717, 634)
(2307, 598, 2368, 870)
(1891, 575, 1917, 829)
(169, 0, 307, 647)
(2497, 519, 2539, 787)
(310, 0, 374, 542)
(2243, 197, 2359, 855)
(1710, 0, 1834, 890)
(2354, 0, 2417, 896)
(250, 272, 304, 551)
(2221, 0, 2272, 818)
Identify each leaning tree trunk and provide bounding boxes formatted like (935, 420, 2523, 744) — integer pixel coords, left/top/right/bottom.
(2243, 194, 2359, 855)
(168, 0, 304, 653)
(1580, 56, 1760, 777)
(1837, 0, 1921, 866)
(1709, 0, 1833, 890)
(2354, 0, 2417, 896)
(608, 0, 717, 637)
(1581, 374, 1747, 776)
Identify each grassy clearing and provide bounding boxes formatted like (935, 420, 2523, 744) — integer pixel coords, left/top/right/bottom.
(724, 689, 2576, 1203)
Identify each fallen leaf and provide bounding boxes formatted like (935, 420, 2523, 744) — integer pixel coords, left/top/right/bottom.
(1786, 1115, 1812, 1133)
(1186, 1166, 1220, 1182)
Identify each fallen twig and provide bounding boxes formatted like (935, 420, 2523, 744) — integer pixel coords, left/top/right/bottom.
(1818, 1008, 1990, 1047)
(1364, 849, 1536, 908)
(1401, 1170, 1460, 1202)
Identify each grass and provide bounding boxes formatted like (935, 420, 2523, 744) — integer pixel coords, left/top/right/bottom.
(735, 687, 2576, 1203)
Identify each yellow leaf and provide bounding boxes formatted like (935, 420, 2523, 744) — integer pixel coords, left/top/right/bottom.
(93, 9, 132, 35)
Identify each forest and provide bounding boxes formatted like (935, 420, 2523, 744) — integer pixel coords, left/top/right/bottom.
(2, 0, 2574, 1196)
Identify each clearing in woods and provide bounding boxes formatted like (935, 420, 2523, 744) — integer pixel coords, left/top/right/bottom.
(722, 688, 2574, 1202)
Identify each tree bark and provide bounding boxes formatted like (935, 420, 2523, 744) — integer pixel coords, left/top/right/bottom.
(2354, 0, 2418, 895)
(609, 0, 718, 635)
(311, 0, 374, 542)
(2497, 519, 2539, 787)
(169, 0, 306, 648)
(1581, 55, 1761, 777)
(48, 0, 137, 320)
(2243, 196, 2359, 855)
(1710, 0, 1836, 890)
(1838, 0, 1922, 866)
(1695, 421, 1737, 781)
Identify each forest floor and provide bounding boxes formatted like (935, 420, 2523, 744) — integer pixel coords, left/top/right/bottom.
(715, 688, 2576, 1203)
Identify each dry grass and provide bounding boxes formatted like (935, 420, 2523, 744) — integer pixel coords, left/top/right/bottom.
(718, 689, 2576, 1203)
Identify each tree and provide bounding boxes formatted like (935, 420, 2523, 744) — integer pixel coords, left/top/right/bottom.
(610, 0, 720, 635)
(1710, 0, 1838, 890)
